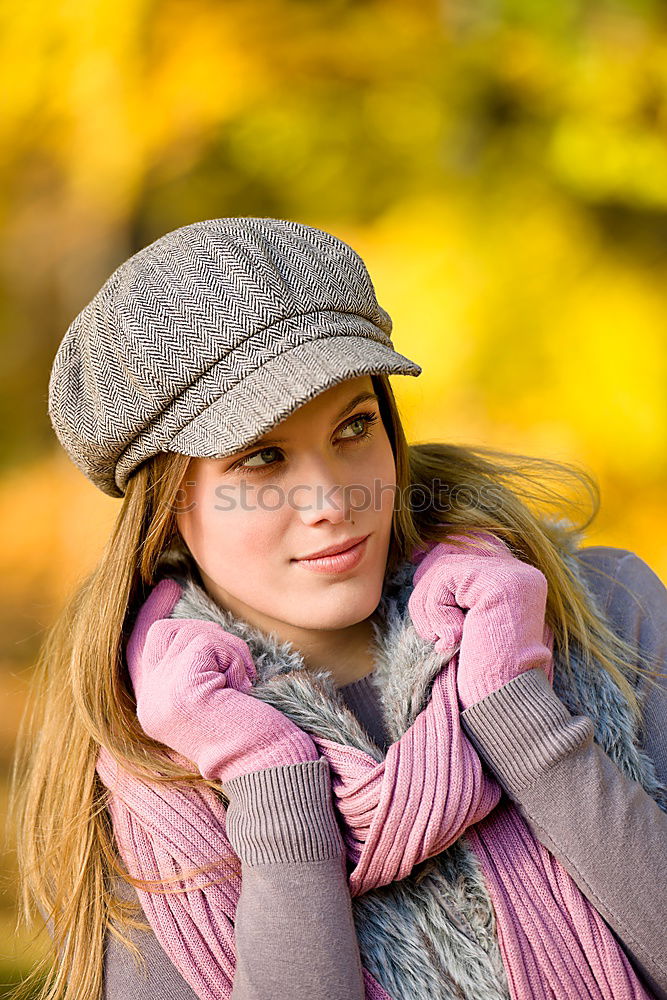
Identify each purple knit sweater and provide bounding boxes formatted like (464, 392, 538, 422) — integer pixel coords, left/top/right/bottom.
(101, 546, 667, 1000)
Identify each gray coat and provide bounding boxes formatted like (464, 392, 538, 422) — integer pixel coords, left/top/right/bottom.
(102, 545, 667, 1000)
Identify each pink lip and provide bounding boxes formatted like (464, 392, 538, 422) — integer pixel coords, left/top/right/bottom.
(296, 534, 369, 560)
(292, 535, 370, 575)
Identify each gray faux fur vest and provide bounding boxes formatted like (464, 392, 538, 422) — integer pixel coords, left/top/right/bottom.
(154, 537, 667, 1000)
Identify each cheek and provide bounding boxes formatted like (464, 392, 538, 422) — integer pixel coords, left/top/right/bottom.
(182, 499, 283, 561)
(356, 436, 396, 520)
(202, 514, 291, 615)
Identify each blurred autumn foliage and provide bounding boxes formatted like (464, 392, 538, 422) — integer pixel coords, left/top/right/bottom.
(2, 0, 667, 990)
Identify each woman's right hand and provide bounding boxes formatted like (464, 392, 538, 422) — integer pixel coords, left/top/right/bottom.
(126, 579, 320, 787)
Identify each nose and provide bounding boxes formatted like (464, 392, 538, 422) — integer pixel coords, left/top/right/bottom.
(291, 456, 358, 527)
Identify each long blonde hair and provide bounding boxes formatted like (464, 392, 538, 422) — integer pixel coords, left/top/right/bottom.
(9, 373, 664, 1000)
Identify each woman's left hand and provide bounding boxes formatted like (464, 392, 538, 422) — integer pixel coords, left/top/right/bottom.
(408, 532, 555, 710)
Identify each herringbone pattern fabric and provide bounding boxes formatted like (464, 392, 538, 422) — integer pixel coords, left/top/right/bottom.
(47, 217, 422, 497)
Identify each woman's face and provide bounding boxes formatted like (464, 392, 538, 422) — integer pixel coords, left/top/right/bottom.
(175, 375, 397, 637)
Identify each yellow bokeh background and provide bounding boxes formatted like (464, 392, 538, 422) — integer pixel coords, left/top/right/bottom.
(2, 0, 667, 991)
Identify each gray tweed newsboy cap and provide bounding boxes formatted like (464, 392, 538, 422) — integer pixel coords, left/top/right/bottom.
(48, 216, 422, 498)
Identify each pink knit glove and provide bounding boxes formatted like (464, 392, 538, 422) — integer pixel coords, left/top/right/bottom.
(126, 578, 320, 786)
(408, 533, 554, 710)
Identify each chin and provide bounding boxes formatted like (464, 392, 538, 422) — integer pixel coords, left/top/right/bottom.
(292, 610, 376, 632)
(301, 591, 382, 631)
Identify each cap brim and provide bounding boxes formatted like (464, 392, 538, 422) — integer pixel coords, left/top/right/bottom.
(166, 333, 421, 460)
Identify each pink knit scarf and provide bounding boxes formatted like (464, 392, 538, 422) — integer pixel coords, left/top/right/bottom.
(96, 581, 653, 1000)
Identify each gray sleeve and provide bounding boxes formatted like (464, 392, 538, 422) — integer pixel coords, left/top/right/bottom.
(103, 876, 199, 1000)
(103, 759, 366, 1000)
(582, 546, 667, 787)
(459, 545, 667, 1000)
(222, 761, 366, 1000)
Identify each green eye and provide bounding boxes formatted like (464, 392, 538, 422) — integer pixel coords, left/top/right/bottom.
(237, 447, 280, 470)
(340, 416, 370, 437)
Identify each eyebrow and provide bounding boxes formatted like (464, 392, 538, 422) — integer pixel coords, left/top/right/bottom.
(235, 390, 380, 450)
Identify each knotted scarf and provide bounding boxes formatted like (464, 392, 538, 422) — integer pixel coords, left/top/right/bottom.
(96, 547, 661, 1000)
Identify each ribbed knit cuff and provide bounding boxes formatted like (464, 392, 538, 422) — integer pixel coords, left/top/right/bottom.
(460, 667, 595, 797)
(221, 759, 345, 866)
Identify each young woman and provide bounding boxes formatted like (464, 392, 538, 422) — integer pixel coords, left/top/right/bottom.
(10, 217, 667, 1000)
